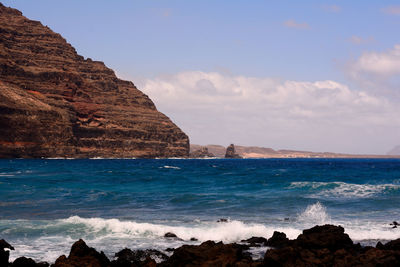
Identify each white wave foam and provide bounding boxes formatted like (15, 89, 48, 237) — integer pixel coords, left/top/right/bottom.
(289, 181, 400, 198)
(61, 216, 301, 242)
(160, 165, 181, 169)
(6, 215, 400, 263)
(297, 202, 331, 225)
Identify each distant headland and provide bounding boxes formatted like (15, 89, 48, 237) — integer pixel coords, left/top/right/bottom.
(191, 144, 400, 159)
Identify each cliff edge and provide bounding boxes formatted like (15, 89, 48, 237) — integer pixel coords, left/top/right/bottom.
(0, 3, 189, 158)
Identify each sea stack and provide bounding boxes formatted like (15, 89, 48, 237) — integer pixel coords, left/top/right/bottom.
(225, 144, 242, 158)
(189, 147, 215, 158)
(0, 3, 189, 158)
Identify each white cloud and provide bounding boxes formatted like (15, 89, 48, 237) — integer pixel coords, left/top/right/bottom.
(139, 71, 400, 154)
(348, 35, 375, 45)
(284, 19, 310, 30)
(348, 44, 400, 78)
(382, 6, 400, 15)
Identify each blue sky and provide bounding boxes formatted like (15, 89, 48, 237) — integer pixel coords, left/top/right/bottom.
(3, 1, 400, 154)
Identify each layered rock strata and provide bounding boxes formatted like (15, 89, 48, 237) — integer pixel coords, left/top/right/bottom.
(0, 3, 189, 158)
(225, 144, 242, 158)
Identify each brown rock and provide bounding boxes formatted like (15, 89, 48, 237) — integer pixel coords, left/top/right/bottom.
(53, 239, 110, 267)
(265, 231, 290, 248)
(0, 3, 189, 158)
(224, 144, 242, 159)
(164, 232, 178, 238)
(295, 224, 354, 251)
(189, 147, 215, 158)
(111, 248, 165, 267)
(263, 224, 400, 266)
(160, 240, 256, 267)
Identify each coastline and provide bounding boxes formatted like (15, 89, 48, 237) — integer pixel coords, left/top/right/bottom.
(2, 224, 400, 266)
(2, 159, 400, 265)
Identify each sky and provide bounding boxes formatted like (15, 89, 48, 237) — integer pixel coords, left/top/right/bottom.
(3, 0, 400, 154)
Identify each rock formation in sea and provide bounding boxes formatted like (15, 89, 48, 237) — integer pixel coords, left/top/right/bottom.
(189, 146, 215, 158)
(191, 144, 400, 159)
(0, 3, 189, 158)
(224, 144, 242, 158)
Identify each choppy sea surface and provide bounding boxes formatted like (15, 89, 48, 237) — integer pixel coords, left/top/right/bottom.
(1, 158, 400, 262)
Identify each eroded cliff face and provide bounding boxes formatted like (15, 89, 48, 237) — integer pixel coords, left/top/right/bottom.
(0, 3, 189, 158)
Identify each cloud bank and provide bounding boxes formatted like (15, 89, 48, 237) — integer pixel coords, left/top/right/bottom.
(139, 71, 400, 154)
(348, 44, 400, 77)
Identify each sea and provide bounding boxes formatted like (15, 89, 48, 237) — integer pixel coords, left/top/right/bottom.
(1, 158, 400, 263)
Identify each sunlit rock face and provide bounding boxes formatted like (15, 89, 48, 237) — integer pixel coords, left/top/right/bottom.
(0, 3, 189, 158)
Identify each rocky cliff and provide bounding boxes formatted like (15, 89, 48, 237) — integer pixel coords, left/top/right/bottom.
(0, 3, 189, 158)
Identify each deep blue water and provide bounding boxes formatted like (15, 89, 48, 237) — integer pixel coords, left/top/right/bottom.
(1, 158, 400, 262)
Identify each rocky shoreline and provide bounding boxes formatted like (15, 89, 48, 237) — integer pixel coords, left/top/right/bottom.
(2, 224, 400, 266)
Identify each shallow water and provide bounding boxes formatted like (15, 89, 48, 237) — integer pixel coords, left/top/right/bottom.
(1, 158, 400, 262)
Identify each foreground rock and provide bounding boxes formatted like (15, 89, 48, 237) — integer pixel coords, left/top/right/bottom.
(264, 225, 400, 266)
(54, 239, 110, 267)
(0, 239, 14, 266)
(111, 248, 166, 267)
(160, 241, 257, 266)
(5, 224, 400, 266)
(0, 3, 189, 158)
(224, 144, 242, 159)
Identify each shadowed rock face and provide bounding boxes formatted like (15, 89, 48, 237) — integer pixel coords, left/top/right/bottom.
(224, 144, 242, 158)
(0, 3, 189, 158)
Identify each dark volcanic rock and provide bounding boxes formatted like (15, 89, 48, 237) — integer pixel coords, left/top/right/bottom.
(224, 144, 242, 159)
(266, 231, 290, 248)
(241, 237, 268, 247)
(263, 224, 400, 267)
(53, 239, 110, 267)
(295, 224, 354, 251)
(12, 256, 49, 267)
(111, 248, 164, 267)
(0, 239, 14, 266)
(377, 238, 400, 250)
(0, 3, 189, 158)
(189, 147, 215, 158)
(164, 232, 183, 241)
(160, 240, 256, 267)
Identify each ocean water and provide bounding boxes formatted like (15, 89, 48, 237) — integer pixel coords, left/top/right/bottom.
(1, 158, 400, 262)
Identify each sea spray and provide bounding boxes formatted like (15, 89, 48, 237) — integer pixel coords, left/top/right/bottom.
(296, 202, 331, 225)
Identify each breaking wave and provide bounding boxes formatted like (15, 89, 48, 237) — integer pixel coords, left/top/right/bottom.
(4, 214, 400, 263)
(289, 181, 400, 198)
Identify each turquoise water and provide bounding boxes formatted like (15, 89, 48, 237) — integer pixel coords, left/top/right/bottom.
(1, 158, 400, 262)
